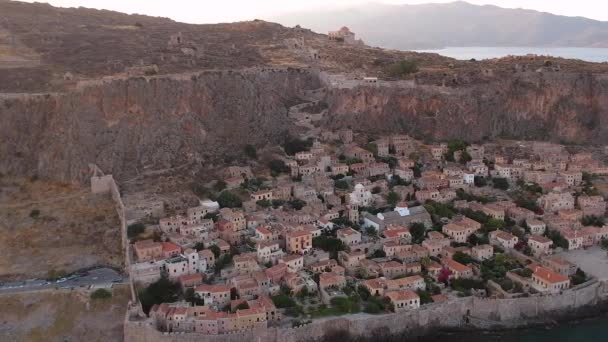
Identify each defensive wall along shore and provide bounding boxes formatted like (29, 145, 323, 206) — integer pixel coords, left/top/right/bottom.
(124, 279, 608, 342)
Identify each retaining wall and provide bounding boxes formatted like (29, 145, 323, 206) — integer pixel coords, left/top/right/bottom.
(125, 280, 608, 342)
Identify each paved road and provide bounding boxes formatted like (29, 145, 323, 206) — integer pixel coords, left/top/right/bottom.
(0, 268, 127, 294)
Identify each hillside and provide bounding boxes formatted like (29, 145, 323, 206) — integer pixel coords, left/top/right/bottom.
(272, 1, 608, 50)
(0, 1, 608, 184)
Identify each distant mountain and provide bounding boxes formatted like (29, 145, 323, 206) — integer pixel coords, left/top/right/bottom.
(271, 1, 608, 50)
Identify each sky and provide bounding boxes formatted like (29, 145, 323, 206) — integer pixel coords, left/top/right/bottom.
(19, 0, 608, 23)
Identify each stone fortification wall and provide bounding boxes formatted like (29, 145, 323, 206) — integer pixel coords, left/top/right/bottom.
(92, 173, 135, 302)
(125, 280, 608, 342)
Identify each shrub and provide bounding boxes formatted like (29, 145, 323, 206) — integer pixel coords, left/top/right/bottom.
(91, 288, 112, 300)
(453, 251, 474, 265)
(234, 302, 250, 311)
(256, 199, 271, 208)
(29, 209, 40, 219)
(387, 59, 419, 78)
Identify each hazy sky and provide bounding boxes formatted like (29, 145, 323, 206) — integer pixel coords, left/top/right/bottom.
(20, 0, 608, 23)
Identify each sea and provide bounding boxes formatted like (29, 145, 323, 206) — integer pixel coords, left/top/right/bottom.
(419, 314, 608, 342)
(415, 47, 608, 63)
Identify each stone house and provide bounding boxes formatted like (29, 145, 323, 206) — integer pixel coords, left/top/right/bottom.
(538, 191, 575, 213)
(507, 206, 536, 224)
(527, 235, 553, 257)
(471, 244, 493, 261)
(415, 189, 439, 203)
(489, 230, 518, 250)
(195, 284, 232, 307)
(443, 258, 473, 279)
(528, 265, 570, 294)
(527, 219, 546, 235)
(251, 190, 273, 202)
(344, 146, 374, 163)
(561, 229, 583, 250)
(387, 290, 420, 312)
(336, 227, 362, 246)
(578, 195, 606, 217)
(558, 170, 583, 187)
(394, 168, 414, 181)
(319, 272, 346, 290)
(338, 250, 366, 269)
(134, 239, 163, 261)
(348, 183, 374, 206)
(541, 256, 577, 276)
(285, 229, 312, 254)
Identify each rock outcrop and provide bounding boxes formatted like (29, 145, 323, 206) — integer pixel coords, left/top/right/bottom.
(323, 71, 608, 145)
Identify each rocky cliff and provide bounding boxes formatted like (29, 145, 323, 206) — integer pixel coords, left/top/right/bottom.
(324, 71, 608, 145)
(0, 68, 320, 182)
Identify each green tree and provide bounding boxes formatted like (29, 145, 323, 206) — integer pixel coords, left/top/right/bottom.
(410, 222, 426, 244)
(484, 219, 505, 232)
(138, 276, 181, 314)
(365, 143, 378, 157)
(492, 178, 509, 190)
(217, 190, 242, 208)
(127, 223, 146, 239)
(269, 159, 290, 175)
(209, 245, 221, 258)
(289, 199, 306, 210)
(214, 180, 227, 192)
(313, 236, 345, 258)
(283, 136, 312, 156)
(474, 176, 487, 187)
(335, 179, 350, 190)
(386, 191, 401, 207)
(244, 144, 257, 159)
(453, 251, 474, 265)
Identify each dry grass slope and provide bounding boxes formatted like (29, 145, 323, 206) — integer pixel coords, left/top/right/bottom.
(0, 177, 123, 281)
(0, 285, 129, 342)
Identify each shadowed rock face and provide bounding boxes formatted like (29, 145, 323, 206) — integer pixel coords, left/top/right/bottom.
(0, 69, 321, 182)
(324, 71, 608, 145)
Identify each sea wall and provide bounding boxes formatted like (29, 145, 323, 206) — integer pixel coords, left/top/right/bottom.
(124, 280, 608, 342)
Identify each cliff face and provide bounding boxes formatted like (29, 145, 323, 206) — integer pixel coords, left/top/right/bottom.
(0, 69, 320, 182)
(324, 71, 608, 144)
(3, 68, 608, 183)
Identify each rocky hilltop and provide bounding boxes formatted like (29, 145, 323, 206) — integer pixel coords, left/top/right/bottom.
(1, 1, 608, 182)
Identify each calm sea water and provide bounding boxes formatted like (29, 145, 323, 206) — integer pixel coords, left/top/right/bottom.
(415, 47, 608, 63)
(424, 314, 608, 342)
